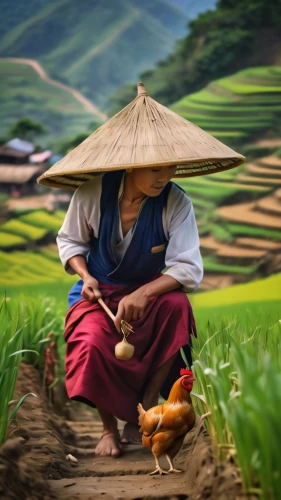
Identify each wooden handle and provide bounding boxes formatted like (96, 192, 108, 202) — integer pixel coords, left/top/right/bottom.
(98, 298, 116, 322)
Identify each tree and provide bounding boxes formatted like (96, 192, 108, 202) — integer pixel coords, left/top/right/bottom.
(9, 118, 47, 142)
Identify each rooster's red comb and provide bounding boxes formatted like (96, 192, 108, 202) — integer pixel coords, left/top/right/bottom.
(180, 368, 193, 377)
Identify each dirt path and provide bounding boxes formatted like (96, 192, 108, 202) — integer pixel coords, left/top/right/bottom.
(48, 417, 188, 500)
(0, 57, 107, 122)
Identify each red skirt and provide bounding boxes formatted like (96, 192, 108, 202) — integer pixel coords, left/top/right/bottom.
(64, 282, 197, 424)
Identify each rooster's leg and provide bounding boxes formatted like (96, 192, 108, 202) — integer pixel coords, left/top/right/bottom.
(149, 456, 168, 475)
(165, 454, 182, 473)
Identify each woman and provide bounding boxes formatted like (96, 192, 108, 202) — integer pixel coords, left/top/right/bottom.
(57, 165, 203, 458)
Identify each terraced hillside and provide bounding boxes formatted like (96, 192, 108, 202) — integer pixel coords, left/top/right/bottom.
(0, 60, 99, 144)
(171, 67, 281, 146)
(181, 155, 281, 290)
(167, 66, 281, 289)
(0, 208, 76, 290)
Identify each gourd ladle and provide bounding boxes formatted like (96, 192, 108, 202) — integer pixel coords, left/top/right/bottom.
(98, 298, 135, 360)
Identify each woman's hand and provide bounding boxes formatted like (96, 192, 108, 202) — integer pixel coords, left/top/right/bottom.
(114, 289, 150, 333)
(81, 275, 101, 302)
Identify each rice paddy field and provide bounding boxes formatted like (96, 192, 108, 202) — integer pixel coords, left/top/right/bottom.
(171, 66, 281, 145)
(1, 270, 280, 498)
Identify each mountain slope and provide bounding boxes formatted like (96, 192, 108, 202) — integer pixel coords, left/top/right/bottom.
(0, 0, 193, 105)
(108, 0, 281, 114)
(0, 60, 98, 145)
(0, 0, 57, 39)
(171, 66, 281, 146)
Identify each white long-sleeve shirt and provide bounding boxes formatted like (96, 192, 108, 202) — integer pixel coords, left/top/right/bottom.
(57, 173, 203, 292)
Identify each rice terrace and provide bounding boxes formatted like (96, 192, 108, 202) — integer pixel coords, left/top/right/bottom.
(1, 1, 281, 499)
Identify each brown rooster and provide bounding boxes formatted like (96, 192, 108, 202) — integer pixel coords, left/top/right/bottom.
(137, 368, 196, 475)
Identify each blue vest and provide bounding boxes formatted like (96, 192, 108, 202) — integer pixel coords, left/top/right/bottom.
(68, 170, 172, 308)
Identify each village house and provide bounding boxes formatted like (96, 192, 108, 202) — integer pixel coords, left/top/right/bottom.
(0, 138, 51, 196)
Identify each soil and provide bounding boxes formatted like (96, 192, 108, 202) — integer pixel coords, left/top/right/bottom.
(219, 201, 281, 228)
(258, 156, 281, 168)
(0, 363, 255, 500)
(246, 163, 281, 176)
(256, 195, 281, 215)
(235, 237, 281, 250)
(237, 174, 281, 186)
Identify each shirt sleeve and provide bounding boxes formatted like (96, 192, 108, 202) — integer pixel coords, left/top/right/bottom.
(164, 186, 203, 292)
(56, 177, 102, 275)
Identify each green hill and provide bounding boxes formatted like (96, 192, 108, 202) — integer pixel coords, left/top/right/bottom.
(0, 0, 198, 105)
(171, 66, 281, 145)
(109, 0, 281, 114)
(0, 60, 97, 145)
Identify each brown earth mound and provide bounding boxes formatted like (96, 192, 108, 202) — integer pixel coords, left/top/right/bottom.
(258, 156, 281, 168)
(256, 195, 281, 215)
(235, 237, 281, 250)
(0, 437, 56, 500)
(218, 201, 281, 228)
(246, 163, 281, 177)
(237, 174, 281, 185)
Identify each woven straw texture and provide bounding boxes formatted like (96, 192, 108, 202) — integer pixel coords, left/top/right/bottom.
(38, 83, 245, 189)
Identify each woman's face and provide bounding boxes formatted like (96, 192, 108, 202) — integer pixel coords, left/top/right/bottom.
(128, 166, 177, 197)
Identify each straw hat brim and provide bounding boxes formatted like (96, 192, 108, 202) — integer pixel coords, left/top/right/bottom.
(37, 156, 244, 190)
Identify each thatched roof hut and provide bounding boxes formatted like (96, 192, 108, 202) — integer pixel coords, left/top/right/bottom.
(0, 165, 44, 184)
(38, 83, 245, 190)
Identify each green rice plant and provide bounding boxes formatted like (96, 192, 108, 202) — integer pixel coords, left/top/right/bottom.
(9, 296, 64, 374)
(0, 296, 38, 444)
(191, 310, 281, 499)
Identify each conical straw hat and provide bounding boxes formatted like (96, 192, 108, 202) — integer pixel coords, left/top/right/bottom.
(38, 82, 245, 189)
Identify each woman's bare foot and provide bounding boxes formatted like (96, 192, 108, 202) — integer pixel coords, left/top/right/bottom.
(95, 431, 121, 457)
(95, 408, 121, 457)
(121, 422, 142, 443)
